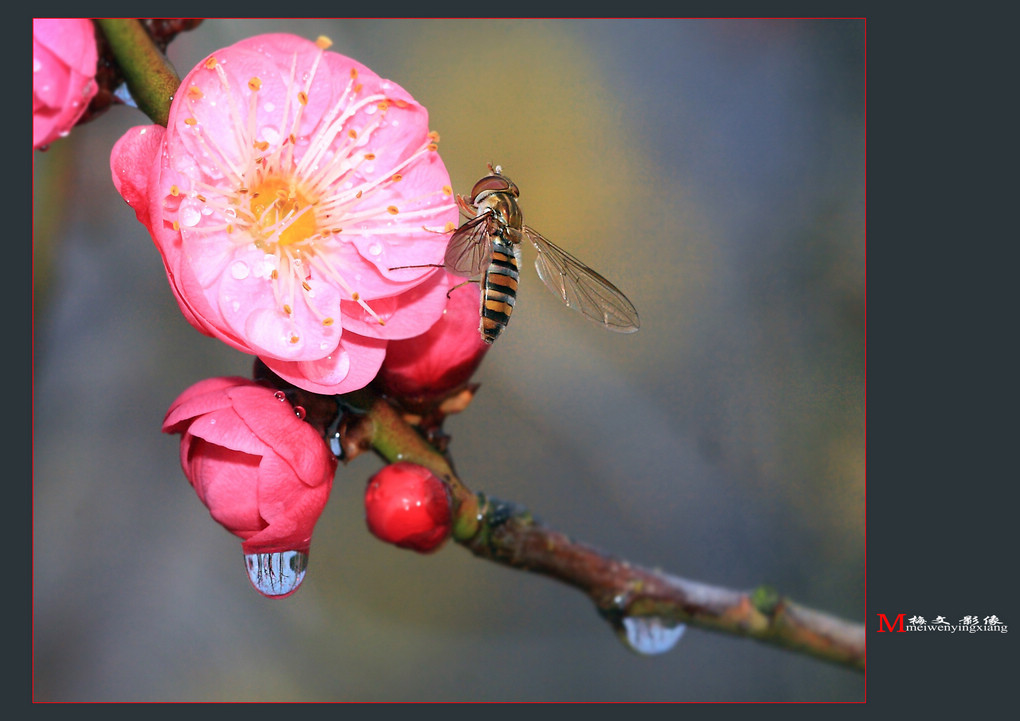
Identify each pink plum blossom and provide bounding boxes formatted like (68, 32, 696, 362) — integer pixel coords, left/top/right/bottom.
(376, 274, 489, 404)
(112, 34, 458, 394)
(163, 376, 336, 556)
(33, 18, 98, 149)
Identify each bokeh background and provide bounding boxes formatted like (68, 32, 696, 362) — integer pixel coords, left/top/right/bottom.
(33, 19, 865, 701)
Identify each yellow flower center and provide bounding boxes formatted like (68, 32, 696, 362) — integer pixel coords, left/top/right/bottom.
(249, 177, 318, 248)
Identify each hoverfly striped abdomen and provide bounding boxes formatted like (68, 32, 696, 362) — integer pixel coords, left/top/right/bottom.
(480, 239, 521, 344)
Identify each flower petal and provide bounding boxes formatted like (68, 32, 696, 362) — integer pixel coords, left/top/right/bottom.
(187, 439, 264, 534)
(185, 409, 268, 456)
(240, 452, 333, 552)
(339, 268, 450, 340)
(260, 331, 387, 395)
(110, 126, 165, 228)
(226, 385, 336, 486)
(162, 376, 251, 431)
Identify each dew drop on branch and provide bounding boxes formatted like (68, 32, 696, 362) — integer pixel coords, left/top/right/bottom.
(328, 432, 343, 459)
(243, 549, 308, 598)
(615, 616, 687, 655)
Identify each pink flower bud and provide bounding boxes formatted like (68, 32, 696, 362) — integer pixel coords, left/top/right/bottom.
(33, 19, 98, 149)
(163, 377, 336, 596)
(364, 462, 452, 553)
(111, 34, 458, 394)
(376, 274, 489, 404)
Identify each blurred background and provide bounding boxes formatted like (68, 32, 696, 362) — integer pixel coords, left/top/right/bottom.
(33, 19, 864, 701)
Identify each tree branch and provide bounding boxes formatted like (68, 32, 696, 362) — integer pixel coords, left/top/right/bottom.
(466, 502, 865, 670)
(94, 19, 181, 126)
(328, 385, 866, 672)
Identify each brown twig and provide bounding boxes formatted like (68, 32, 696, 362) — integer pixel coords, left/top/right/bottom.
(326, 382, 866, 672)
(466, 501, 865, 670)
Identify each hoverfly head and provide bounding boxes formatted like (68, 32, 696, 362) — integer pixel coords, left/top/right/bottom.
(470, 164, 520, 203)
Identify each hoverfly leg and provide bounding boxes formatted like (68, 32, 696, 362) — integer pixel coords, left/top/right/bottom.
(388, 263, 446, 271)
(446, 278, 479, 299)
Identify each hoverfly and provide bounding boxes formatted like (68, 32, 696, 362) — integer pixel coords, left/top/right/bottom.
(445, 164, 640, 344)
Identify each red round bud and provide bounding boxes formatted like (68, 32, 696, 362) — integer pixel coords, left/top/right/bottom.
(364, 462, 452, 553)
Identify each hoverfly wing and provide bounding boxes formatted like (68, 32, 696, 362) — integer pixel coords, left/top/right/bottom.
(444, 211, 495, 277)
(522, 225, 640, 333)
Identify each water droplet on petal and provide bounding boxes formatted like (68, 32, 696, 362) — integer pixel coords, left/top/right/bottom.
(329, 432, 343, 459)
(230, 260, 250, 279)
(617, 616, 686, 655)
(368, 243, 383, 256)
(244, 550, 308, 598)
(262, 125, 280, 145)
(179, 205, 202, 227)
(274, 390, 287, 401)
(294, 405, 306, 420)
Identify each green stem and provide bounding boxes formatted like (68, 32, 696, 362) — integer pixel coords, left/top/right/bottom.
(353, 393, 481, 540)
(95, 19, 181, 126)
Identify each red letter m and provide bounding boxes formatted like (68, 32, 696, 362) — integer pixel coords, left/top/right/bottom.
(876, 613, 905, 632)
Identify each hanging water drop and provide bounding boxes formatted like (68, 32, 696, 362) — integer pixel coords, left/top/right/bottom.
(243, 549, 309, 598)
(328, 432, 343, 459)
(294, 405, 306, 420)
(616, 616, 687, 655)
(274, 390, 287, 401)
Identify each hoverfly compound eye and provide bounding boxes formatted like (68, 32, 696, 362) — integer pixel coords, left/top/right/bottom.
(470, 174, 515, 202)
